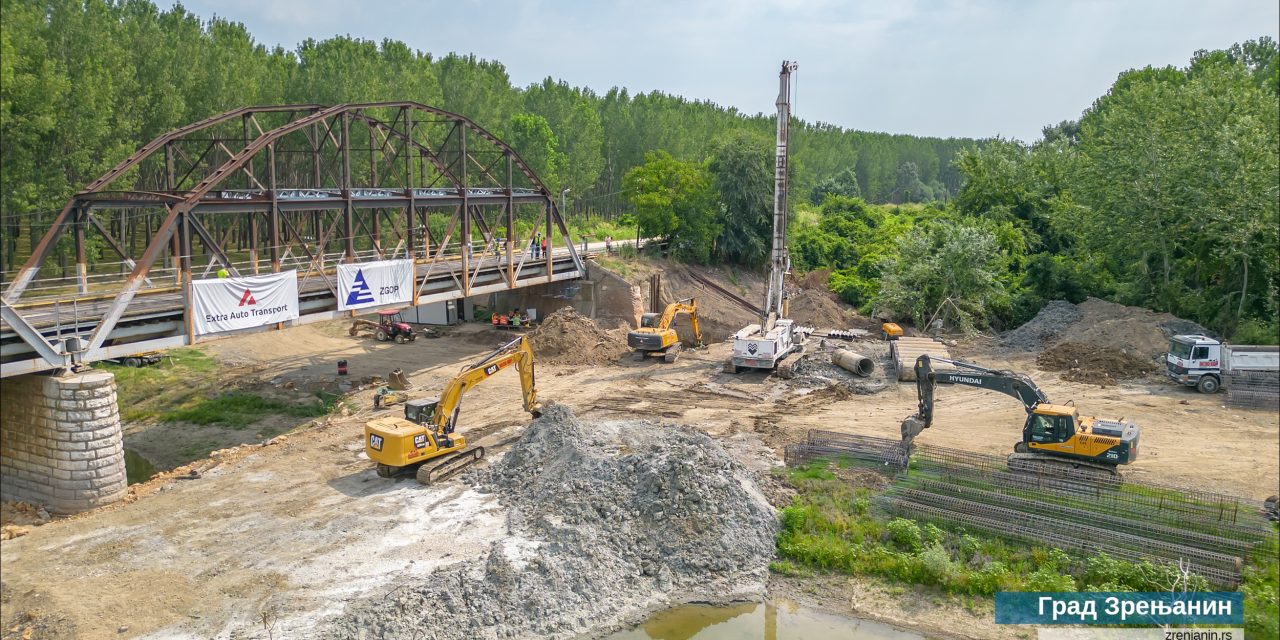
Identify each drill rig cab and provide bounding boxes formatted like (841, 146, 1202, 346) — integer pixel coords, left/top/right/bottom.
(364, 335, 541, 485)
(901, 355, 1140, 479)
(628, 297, 703, 363)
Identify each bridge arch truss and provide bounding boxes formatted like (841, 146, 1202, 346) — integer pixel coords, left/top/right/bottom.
(1, 102, 585, 376)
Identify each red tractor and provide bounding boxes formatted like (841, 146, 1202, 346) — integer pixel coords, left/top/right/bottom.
(350, 309, 417, 343)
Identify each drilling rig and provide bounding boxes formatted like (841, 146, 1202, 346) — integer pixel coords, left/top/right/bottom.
(725, 60, 808, 376)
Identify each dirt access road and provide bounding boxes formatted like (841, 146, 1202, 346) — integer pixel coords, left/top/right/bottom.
(1, 320, 1276, 639)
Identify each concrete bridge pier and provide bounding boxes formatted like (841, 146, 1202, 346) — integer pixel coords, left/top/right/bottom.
(1, 370, 127, 514)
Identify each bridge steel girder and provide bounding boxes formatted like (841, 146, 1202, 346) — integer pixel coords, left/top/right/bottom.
(1, 102, 586, 374)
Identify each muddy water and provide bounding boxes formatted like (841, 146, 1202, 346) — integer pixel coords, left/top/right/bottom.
(603, 601, 922, 640)
(124, 448, 158, 484)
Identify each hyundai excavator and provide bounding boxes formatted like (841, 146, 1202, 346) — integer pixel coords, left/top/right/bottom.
(364, 335, 541, 485)
(900, 355, 1140, 480)
(628, 297, 703, 363)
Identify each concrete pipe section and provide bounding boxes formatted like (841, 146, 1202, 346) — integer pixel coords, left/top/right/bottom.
(833, 348, 875, 377)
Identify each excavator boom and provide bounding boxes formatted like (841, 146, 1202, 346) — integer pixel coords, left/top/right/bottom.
(901, 354, 1138, 477)
(433, 335, 541, 432)
(910, 355, 1047, 430)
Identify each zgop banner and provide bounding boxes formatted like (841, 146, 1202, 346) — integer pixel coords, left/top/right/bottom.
(337, 259, 414, 311)
(191, 270, 300, 336)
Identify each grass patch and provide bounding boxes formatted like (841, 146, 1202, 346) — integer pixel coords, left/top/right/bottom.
(100, 348, 221, 423)
(594, 254, 634, 278)
(775, 463, 1279, 635)
(160, 391, 337, 429)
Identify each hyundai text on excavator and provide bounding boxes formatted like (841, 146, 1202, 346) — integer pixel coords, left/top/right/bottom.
(628, 297, 703, 363)
(900, 355, 1140, 480)
(364, 335, 541, 485)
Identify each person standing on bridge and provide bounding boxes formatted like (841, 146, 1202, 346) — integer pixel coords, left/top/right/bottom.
(540, 235, 547, 258)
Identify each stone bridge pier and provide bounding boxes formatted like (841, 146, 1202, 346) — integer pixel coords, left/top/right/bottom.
(0, 370, 127, 513)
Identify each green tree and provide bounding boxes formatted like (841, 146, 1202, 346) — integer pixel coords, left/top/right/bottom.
(708, 131, 772, 265)
(622, 151, 718, 263)
(1073, 50, 1279, 331)
(809, 167, 861, 204)
(875, 219, 1010, 332)
(506, 113, 565, 189)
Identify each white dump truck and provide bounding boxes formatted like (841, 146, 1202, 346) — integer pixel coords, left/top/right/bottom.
(1165, 334, 1280, 393)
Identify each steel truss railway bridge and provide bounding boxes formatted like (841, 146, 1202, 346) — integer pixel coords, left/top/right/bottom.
(0, 102, 587, 377)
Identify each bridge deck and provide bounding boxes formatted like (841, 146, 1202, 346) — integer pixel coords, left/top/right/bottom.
(1, 245, 590, 377)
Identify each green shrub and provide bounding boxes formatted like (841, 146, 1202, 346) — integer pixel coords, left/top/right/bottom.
(919, 543, 960, 586)
(971, 561, 1012, 595)
(922, 523, 945, 547)
(1024, 568, 1076, 592)
(886, 518, 923, 552)
(1232, 318, 1280, 345)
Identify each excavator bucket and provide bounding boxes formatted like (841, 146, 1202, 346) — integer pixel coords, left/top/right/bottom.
(900, 414, 927, 444)
(388, 368, 411, 391)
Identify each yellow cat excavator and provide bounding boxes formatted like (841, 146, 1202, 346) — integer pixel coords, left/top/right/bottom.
(364, 335, 541, 485)
(628, 297, 703, 363)
(901, 355, 1140, 480)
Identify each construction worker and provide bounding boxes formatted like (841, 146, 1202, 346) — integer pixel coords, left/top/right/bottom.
(216, 266, 229, 279)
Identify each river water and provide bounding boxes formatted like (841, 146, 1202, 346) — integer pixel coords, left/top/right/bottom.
(602, 601, 923, 640)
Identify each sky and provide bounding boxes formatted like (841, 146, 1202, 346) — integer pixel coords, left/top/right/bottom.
(180, 0, 1279, 142)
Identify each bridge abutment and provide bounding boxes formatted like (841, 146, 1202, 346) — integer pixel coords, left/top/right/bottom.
(1, 370, 128, 514)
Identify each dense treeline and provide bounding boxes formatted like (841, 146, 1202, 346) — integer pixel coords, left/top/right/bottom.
(787, 39, 1279, 340)
(3, 1, 1274, 339)
(0, 0, 974, 271)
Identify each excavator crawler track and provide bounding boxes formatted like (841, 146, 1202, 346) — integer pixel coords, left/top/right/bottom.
(1007, 452, 1122, 483)
(416, 446, 486, 486)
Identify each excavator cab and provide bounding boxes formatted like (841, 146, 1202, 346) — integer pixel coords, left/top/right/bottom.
(404, 397, 439, 424)
(639, 313, 662, 329)
(1025, 408, 1076, 445)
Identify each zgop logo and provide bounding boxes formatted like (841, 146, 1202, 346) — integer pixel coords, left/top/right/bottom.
(346, 269, 376, 306)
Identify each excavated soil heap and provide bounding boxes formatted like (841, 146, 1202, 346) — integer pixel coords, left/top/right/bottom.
(788, 288, 853, 329)
(1057, 298, 1206, 360)
(331, 404, 778, 639)
(1003, 297, 1206, 360)
(527, 307, 630, 366)
(1036, 341, 1159, 386)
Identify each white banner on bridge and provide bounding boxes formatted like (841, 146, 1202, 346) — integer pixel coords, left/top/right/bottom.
(337, 259, 414, 311)
(191, 270, 300, 336)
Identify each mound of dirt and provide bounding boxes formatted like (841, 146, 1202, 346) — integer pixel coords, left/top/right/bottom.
(331, 404, 778, 639)
(1003, 298, 1207, 360)
(1058, 298, 1207, 360)
(1000, 300, 1083, 352)
(526, 307, 630, 366)
(794, 269, 832, 291)
(1036, 341, 1159, 386)
(788, 288, 853, 329)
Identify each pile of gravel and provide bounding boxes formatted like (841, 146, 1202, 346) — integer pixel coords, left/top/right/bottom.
(330, 404, 777, 639)
(1000, 300, 1084, 352)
